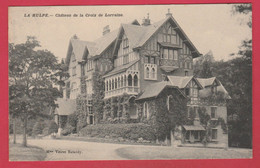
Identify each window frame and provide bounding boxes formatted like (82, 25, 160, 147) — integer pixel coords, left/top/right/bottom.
(211, 128, 218, 140)
(211, 106, 217, 119)
(143, 102, 149, 118)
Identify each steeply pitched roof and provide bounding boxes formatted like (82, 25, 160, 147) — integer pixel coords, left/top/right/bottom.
(196, 77, 218, 88)
(71, 39, 97, 59)
(196, 77, 231, 99)
(93, 29, 118, 55)
(66, 15, 201, 66)
(136, 81, 186, 101)
(54, 98, 76, 116)
(103, 59, 139, 78)
(121, 24, 147, 50)
(167, 76, 203, 89)
(134, 17, 168, 48)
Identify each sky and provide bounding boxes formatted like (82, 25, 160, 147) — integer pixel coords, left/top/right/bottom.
(8, 4, 252, 61)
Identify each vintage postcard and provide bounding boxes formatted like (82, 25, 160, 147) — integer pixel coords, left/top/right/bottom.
(8, 4, 252, 162)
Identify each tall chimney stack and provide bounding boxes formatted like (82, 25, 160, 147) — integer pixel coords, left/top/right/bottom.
(103, 25, 110, 36)
(142, 13, 151, 26)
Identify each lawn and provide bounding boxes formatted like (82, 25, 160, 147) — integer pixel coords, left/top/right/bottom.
(116, 146, 252, 160)
(9, 143, 47, 161)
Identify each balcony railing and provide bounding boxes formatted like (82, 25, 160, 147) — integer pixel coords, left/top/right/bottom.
(159, 59, 179, 67)
(105, 86, 139, 99)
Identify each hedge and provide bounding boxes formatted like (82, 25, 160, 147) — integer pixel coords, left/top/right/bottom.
(79, 123, 157, 141)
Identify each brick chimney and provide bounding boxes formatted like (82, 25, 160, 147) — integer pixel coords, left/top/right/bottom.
(142, 13, 151, 26)
(103, 25, 110, 36)
(166, 8, 172, 17)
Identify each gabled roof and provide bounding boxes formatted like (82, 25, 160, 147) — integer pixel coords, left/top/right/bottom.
(103, 59, 139, 78)
(133, 17, 168, 48)
(65, 39, 97, 65)
(93, 28, 118, 56)
(54, 98, 76, 116)
(196, 77, 219, 88)
(65, 15, 202, 66)
(133, 16, 201, 58)
(136, 81, 186, 101)
(166, 76, 203, 89)
(183, 125, 205, 131)
(196, 77, 231, 99)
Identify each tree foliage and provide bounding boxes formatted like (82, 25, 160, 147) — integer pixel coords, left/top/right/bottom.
(193, 4, 252, 148)
(193, 50, 214, 78)
(9, 36, 64, 146)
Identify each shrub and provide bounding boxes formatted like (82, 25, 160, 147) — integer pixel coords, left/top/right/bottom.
(32, 120, 46, 136)
(61, 124, 76, 136)
(48, 121, 58, 135)
(79, 123, 156, 141)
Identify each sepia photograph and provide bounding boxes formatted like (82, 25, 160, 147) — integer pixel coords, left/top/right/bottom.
(8, 4, 252, 161)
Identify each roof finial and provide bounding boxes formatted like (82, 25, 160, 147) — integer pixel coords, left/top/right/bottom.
(166, 8, 172, 17)
(72, 34, 78, 39)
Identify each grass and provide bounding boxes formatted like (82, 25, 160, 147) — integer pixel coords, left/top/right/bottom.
(116, 146, 252, 160)
(9, 143, 47, 161)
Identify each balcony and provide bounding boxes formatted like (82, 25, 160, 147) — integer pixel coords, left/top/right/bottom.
(159, 59, 179, 72)
(159, 59, 179, 67)
(105, 86, 139, 99)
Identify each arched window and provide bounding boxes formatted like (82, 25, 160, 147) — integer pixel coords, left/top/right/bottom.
(118, 77, 120, 88)
(134, 75, 138, 87)
(146, 67, 150, 78)
(167, 95, 173, 111)
(109, 80, 111, 91)
(121, 76, 124, 87)
(115, 78, 117, 89)
(143, 102, 149, 118)
(106, 81, 108, 91)
(128, 74, 132, 86)
(112, 79, 114, 90)
(124, 75, 127, 87)
(152, 68, 155, 79)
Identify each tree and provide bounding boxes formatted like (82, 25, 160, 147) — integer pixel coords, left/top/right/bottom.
(193, 50, 215, 78)
(9, 36, 64, 146)
(208, 4, 252, 148)
(32, 120, 45, 136)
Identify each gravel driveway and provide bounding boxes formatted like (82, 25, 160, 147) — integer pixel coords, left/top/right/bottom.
(28, 138, 131, 160)
(25, 138, 252, 161)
